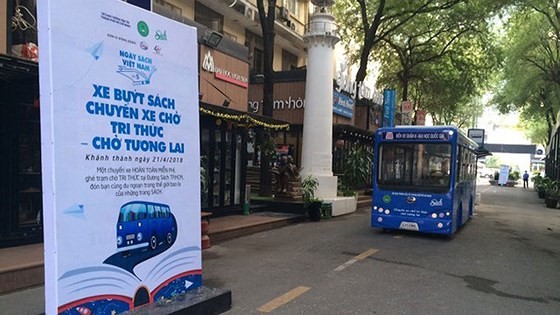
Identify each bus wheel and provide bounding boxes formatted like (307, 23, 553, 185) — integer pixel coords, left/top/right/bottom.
(166, 232, 172, 244)
(150, 235, 157, 250)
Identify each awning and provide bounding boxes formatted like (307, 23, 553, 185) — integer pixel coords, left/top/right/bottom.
(475, 147, 492, 158)
(199, 102, 290, 130)
(333, 124, 374, 141)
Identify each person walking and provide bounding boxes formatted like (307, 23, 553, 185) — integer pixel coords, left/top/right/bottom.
(523, 171, 530, 188)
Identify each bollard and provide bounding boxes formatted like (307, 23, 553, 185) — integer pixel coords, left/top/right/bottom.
(243, 184, 251, 215)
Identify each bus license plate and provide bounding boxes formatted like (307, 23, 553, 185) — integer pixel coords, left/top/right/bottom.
(399, 222, 419, 231)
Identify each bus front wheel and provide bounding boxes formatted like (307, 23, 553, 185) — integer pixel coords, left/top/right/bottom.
(166, 232, 172, 244)
(150, 235, 157, 250)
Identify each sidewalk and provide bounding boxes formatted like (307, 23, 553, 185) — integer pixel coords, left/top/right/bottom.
(0, 211, 304, 314)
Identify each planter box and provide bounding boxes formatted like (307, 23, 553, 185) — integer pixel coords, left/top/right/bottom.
(545, 197, 558, 208)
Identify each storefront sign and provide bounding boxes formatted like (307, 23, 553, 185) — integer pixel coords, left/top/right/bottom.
(467, 128, 485, 147)
(38, 1, 201, 314)
(248, 92, 353, 118)
(383, 89, 396, 127)
(202, 50, 248, 88)
(401, 100, 413, 126)
(333, 91, 354, 118)
(416, 109, 427, 125)
(248, 96, 305, 113)
(336, 61, 372, 100)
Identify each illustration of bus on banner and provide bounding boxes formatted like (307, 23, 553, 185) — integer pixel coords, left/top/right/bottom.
(116, 201, 177, 254)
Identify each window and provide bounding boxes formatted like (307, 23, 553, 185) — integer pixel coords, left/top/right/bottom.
(195, 2, 223, 33)
(282, 50, 298, 71)
(154, 0, 182, 15)
(284, 0, 299, 16)
(119, 203, 146, 222)
(377, 143, 452, 192)
(148, 204, 155, 219)
(253, 48, 264, 73)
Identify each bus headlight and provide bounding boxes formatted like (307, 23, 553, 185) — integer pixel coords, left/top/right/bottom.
(384, 209, 390, 215)
(432, 213, 437, 219)
(378, 217, 383, 222)
(373, 206, 378, 210)
(437, 223, 444, 228)
(117, 236, 123, 246)
(379, 208, 384, 213)
(446, 212, 451, 216)
(119, 225, 122, 230)
(439, 213, 445, 218)
(137, 232, 143, 241)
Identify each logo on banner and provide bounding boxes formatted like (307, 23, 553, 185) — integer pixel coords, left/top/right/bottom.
(155, 30, 167, 40)
(117, 49, 157, 85)
(137, 20, 149, 37)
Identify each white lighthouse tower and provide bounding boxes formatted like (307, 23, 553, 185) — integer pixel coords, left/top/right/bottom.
(301, 0, 356, 215)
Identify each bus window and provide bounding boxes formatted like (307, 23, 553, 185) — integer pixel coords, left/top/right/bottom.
(148, 204, 155, 219)
(118, 203, 146, 222)
(155, 205, 161, 218)
(378, 143, 452, 191)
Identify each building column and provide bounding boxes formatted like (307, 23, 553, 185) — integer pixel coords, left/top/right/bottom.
(301, 5, 339, 199)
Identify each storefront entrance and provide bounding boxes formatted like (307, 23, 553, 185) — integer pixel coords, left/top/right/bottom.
(0, 55, 42, 247)
(200, 114, 246, 216)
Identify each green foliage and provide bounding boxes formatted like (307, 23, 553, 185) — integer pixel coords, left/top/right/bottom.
(491, 1, 560, 143)
(338, 147, 372, 193)
(485, 156, 501, 168)
(302, 175, 321, 207)
(257, 130, 278, 160)
(508, 170, 520, 181)
(361, 0, 503, 126)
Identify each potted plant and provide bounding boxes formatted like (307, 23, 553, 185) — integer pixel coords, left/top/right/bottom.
(544, 179, 560, 208)
(302, 175, 322, 221)
(532, 173, 546, 198)
(338, 147, 372, 195)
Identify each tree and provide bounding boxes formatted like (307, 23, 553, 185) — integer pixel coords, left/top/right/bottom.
(492, 1, 560, 143)
(255, 0, 277, 196)
(333, 0, 463, 99)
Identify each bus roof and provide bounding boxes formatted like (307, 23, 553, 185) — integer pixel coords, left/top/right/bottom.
(120, 201, 170, 208)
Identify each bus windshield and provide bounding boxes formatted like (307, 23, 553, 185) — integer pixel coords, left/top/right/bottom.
(377, 142, 452, 193)
(118, 203, 147, 222)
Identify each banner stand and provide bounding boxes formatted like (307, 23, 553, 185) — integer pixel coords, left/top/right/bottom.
(124, 287, 231, 315)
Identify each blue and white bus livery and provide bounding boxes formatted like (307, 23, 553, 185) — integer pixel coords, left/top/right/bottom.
(116, 201, 177, 252)
(371, 126, 479, 235)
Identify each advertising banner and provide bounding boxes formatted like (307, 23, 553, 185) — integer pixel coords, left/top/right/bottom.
(401, 100, 413, 125)
(499, 165, 510, 185)
(415, 109, 427, 125)
(333, 90, 354, 118)
(383, 89, 396, 127)
(38, 0, 201, 314)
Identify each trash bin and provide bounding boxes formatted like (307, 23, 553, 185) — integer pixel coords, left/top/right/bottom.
(321, 202, 332, 219)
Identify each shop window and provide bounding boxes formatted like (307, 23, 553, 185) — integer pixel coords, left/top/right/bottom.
(9, 0, 38, 61)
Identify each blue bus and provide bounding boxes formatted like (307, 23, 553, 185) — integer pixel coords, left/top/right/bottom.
(371, 126, 479, 235)
(116, 201, 177, 252)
